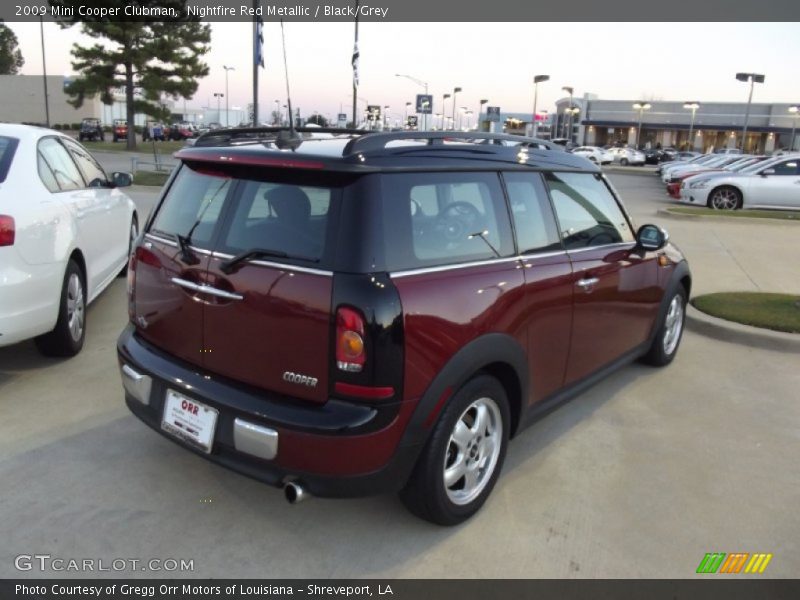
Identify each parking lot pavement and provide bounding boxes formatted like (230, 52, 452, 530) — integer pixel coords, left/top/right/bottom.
(1, 171, 798, 579)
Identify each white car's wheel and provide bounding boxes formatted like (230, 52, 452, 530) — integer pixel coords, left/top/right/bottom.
(35, 259, 86, 357)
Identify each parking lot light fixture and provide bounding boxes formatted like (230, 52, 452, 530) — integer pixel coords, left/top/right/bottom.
(479, 99, 488, 131)
(452, 87, 462, 131)
(532, 75, 549, 137)
(223, 66, 235, 127)
(735, 72, 765, 152)
(565, 106, 580, 144)
(561, 86, 574, 138)
(789, 105, 799, 151)
(213, 92, 224, 123)
(633, 102, 651, 149)
(683, 102, 700, 151)
(441, 93, 451, 129)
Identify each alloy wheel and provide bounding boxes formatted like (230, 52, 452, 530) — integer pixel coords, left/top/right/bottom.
(443, 397, 503, 506)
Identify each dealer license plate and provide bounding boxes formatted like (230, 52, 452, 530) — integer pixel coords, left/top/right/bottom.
(161, 390, 218, 454)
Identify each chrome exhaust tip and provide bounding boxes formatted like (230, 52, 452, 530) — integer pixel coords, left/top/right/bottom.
(284, 481, 308, 504)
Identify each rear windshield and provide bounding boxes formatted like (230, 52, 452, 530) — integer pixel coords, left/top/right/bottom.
(0, 136, 19, 183)
(149, 163, 335, 264)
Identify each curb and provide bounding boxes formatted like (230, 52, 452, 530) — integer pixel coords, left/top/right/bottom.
(685, 304, 800, 353)
(657, 208, 800, 226)
(603, 166, 657, 176)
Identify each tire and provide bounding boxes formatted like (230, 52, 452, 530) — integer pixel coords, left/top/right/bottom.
(35, 259, 86, 357)
(399, 374, 510, 526)
(707, 186, 742, 210)
(118, 214, 138, 277)
(620, 158, 629, 166)
(78, 134, 84, 142)
(641, 286, 687, 367)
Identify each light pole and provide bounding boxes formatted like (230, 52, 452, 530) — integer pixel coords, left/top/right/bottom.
(735, 72, 765, 152)
(633, 102, 651, 149)
(479, 99, 488, 131)
(274, 99, 280, 125)
(532, 75, 549, 137)
(683, 102, 700, 151)
(223, 65, 235, 127)
(395, 73, 429, 130)
(213, 93, 224, 123)
(561, 86, 574, 139)
(565, 106, 580, 144)
(451, 87, 462, 131)
(441, 94, 451, 129)
(788, 105, 799, 151)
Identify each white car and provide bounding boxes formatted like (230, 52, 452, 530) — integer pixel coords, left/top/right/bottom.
(678, 154, 800, 210)
(662, 155, 754, 184)
(0, 124, 138, 356)
(607, 147, 646, 166)
(571, 146, 612, 164)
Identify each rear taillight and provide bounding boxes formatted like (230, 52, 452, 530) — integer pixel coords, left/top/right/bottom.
(336, 306, 366, 372)
(0, 215, 15, 247)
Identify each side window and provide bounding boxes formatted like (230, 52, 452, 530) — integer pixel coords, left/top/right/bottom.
(503, 172, 562, 254)
(149, 165, 232, 248)
(37, 137, 84, 191)
(381, 172, 514, 271)
(37, 152, 59, 192)
(62, 139, 107, 186)
(768, 160, 799, 175)
(545, 172, 635, 250)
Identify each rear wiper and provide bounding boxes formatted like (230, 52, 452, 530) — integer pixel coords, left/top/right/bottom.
(175, 234, 200, 265)
(220, 248, 291, 274)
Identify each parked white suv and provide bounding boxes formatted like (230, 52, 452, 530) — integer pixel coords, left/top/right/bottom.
(0, 124, 138, 356)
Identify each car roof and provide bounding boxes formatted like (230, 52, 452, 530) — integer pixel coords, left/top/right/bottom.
(177, 128, 598, 174)
(0, 123, 68, 143)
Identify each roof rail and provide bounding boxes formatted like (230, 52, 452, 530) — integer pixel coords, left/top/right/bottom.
(193, 126, 368, 147)
(342, 131, 562, 156)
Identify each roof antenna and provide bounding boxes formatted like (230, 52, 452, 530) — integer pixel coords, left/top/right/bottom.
(276, 19, 303, 150)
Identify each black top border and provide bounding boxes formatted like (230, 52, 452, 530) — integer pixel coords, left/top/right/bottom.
(4, 0, 800, 22)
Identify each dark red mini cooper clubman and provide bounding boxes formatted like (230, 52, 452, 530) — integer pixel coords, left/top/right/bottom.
(118, 129, 690, 525)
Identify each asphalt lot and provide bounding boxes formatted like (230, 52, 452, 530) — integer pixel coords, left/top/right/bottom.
(1, 169, 798, 579)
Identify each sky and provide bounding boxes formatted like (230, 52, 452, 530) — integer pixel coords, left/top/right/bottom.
(9, 21, 800, 122)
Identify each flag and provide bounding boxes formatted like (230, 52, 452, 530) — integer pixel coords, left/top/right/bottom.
(254, 15, 264, 68)
(351, 41, 359, 88)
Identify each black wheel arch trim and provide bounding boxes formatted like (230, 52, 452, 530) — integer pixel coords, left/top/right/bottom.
(647, 259, 691, 344)
(399, 332, 529, 451)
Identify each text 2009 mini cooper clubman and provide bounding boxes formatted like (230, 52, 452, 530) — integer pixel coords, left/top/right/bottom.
(118, 129, 690, 525)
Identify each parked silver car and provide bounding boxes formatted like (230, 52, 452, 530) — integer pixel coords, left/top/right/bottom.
(607, 147, 646, 166)
(678, 154, 800, 209)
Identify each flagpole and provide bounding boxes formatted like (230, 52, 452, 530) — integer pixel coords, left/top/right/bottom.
(252, 3, 258, 126)
(351, 0, 359, 128)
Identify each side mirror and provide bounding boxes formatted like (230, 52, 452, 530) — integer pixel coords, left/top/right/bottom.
(111, 171, 133, 187)
(636, 224, 668, 251)
(760, 168, 775, 177)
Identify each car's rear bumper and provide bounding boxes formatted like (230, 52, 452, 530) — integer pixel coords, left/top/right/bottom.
(117, 324, 422, 498)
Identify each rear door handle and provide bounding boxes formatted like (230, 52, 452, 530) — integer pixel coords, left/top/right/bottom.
(576, 277, 599, 291)
(171, 277, 244, 300)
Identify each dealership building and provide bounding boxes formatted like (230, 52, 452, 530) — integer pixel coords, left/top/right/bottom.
(552, 95, 799, 153)
(0, 75, 244, 128)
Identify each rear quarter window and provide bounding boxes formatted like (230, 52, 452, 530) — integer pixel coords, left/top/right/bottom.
(380, 172, 514, 271)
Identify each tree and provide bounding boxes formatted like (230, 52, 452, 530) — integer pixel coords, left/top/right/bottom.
(50, 1, 210, 149)
(0, 20, 24, 74)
